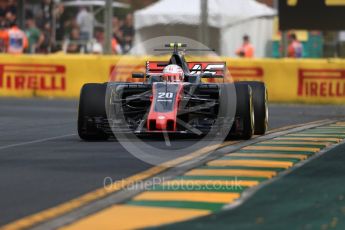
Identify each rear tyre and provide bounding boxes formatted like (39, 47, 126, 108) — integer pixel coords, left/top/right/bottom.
(78, 83, 109, 141)
(226, 83, 254, 140)
(241, 81, 268, 135)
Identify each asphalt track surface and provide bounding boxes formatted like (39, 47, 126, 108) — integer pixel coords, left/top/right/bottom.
(1, 98, 345, 226)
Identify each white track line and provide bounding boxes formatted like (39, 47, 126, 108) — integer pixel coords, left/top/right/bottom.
(0, 134, 76, 151)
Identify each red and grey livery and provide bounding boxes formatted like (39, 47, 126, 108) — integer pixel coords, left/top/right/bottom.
(147, 82, 183, 132)
(78, 43, 268, 141)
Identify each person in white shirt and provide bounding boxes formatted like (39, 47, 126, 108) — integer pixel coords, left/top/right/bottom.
(76, 7, 93, 42)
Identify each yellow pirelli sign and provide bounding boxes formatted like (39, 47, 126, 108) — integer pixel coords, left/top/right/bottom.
(0, 54, 345, 104)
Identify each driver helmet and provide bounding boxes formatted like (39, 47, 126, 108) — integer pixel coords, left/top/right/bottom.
(162, 64, 184, 82)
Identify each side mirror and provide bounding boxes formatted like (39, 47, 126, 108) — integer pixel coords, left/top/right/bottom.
(132, 72, 145, 78)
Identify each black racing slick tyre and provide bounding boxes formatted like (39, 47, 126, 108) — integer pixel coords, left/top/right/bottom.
(241, 81, 268, 135)
(231, 83, 255, 140)
(78, 83, 109, 141)
(218, 84, 237, 141)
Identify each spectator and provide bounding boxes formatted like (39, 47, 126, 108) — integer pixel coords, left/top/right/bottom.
(93, 29, 122, 54)
(76, 7, 93, 41)
(41, 0, 52, 25)
(25, 18, 44, 53)
(1, 21, 28, 54)
(66, 27, 81, 53)
(5, 0, 16, 15)
(112, 37, 122, 54)
(236, 35, 254, 58)
(120, 13, 134, 53)
(5, 11, 16, 27)
(88, 29, 104, 54)
(90, 42, 103, 54)
(39, 22, 52, 53)
(54, 3, 67, 42)
(0, 1, 7, 28)
(64, 17, 78, 40)
(0, 26, 7, 52)
(287, 33, 303, 58)
(112, 17, 123, 46)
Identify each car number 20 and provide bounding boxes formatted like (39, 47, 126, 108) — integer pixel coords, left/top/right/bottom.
(158, 92, 174, 99)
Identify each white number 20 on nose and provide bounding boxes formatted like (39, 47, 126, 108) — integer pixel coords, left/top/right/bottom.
(158, 92, 173, 99)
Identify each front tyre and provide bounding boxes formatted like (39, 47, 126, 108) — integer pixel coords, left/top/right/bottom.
(78, 83, 109, 141)
(226, 83, 254, 140)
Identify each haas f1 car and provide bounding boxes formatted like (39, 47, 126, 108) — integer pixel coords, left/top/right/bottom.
(78, 43, 268, 141)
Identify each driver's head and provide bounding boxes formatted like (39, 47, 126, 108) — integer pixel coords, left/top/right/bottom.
(162, 64, 184, 82)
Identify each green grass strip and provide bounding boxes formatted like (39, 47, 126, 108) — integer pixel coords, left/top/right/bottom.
(126, 200, 225, 211)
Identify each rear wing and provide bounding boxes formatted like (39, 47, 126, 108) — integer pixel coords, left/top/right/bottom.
(188, 62, 226, 78)
(146, 61, 226, 78)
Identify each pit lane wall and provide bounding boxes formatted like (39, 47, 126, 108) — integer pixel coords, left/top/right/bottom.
(0, 54, 344, 104)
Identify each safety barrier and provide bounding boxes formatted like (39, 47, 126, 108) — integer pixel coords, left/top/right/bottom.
(0, 54, 344, 103)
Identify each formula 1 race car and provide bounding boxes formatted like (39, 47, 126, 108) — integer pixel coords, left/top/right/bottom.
(78, 43, 268, 141)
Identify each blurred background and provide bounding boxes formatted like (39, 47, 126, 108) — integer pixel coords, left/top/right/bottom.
(1, 2, 345, 229)
(2, 0, 344, 57)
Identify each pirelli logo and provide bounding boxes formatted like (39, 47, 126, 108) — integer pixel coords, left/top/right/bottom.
(298, 69, 345, 97)
(0, 64, 66, 91)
